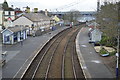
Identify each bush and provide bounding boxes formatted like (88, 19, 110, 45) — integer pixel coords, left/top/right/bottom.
(100, 34, 117, 47)
(109, 51, 116, 56)
(100, 48, 108, 54)
(99, 35, 109, 45)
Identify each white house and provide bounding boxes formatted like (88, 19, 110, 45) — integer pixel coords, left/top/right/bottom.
(13, 13, 51, 35)
(1, 26, 27, 44)
(4, 8, 15, 20)
(89, 29, 102, 43)
(2, 0, 15, 28)
(3, 8, 15, 28)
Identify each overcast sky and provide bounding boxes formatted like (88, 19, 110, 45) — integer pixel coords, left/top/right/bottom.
(1, 0, 98, 11)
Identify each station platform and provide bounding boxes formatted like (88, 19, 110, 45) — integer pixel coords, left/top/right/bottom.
(76, 27, 115, 79)
(2, 26, 68, 78)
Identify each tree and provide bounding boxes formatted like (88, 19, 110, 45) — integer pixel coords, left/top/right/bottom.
(96, 2, 118, 46)
(2, 0, 9, 9)
(63, 10, 80, 25)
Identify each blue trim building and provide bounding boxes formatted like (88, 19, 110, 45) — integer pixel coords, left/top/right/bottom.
(1, 26, 27, 44)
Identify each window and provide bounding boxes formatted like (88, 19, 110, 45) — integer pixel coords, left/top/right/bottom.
(5, 11, 9, 15)
(4, 36, 9, 42)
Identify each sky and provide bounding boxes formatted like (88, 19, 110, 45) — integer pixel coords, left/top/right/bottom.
(1, 0, 98, 12)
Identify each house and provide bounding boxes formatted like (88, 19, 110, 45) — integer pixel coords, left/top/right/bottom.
(2, 0, 15, 28)
(3, 8, 15, 21)
(3, 7, 15, 28)
(0, 4, 3, 30)
(14, 8, 23, 18)
(13, 13, 51, 35)
(52, 15, 60, 22)
(89, 29, 102, 43)
(1, 26, 27, 44)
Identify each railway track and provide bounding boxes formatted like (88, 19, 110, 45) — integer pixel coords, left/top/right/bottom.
(21, 26, 85, 79)
(63, 27, 85, 79)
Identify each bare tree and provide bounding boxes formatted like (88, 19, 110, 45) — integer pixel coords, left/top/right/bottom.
(63, 10, 80, 23)
(96, 3, 118, 46)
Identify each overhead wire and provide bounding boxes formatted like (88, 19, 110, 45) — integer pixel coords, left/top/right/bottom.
(51, 0, 88, 12)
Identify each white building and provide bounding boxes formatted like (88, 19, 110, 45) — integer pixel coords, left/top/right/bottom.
(3, 8, 15, 28)
(4, 8, 15, 20)
(0, 4, 3, 30)
(89, 29, 102, 43)
(2, 0, 15, 28)
(13, 13, 51, 35)
(1, 26, 27, 44)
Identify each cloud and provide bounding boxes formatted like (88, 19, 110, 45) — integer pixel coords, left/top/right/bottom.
(2, 0, 97, 11)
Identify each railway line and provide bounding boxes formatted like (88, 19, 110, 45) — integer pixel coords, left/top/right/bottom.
(21, 26, 85, 79)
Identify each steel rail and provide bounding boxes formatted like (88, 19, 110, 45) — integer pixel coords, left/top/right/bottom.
(62, 27, 80, 79)
(21, 28, 71, 79)
(71, 30, 80, 80)
(31, 28, 72, 80)
(61, 28, 78, 79)
(44, 29, 70, 79)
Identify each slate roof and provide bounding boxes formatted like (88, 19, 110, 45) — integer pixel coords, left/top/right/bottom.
(23, 13, 51, 22)
(1, 26, 26, 33)
(4, 7, 14, 11)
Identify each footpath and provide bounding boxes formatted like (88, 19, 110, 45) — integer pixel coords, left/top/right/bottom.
(2, 26, 68, 79)
(76, 27, 115, 79)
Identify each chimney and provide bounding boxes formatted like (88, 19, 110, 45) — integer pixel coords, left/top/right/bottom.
(45, 9, 48, 16)
(26, 6, 30, 13)
(34, 8, 38, 13)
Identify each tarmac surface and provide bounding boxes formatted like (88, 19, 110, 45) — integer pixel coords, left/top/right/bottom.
(76, 27, 114, 79)
(1, 26, 115, 79)
(2, 26, 68, 78)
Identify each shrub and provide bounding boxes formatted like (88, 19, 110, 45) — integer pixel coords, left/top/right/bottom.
(99, 35, 109, 45)
(100, 48, 107, 54)
(100, 34, 117, 47)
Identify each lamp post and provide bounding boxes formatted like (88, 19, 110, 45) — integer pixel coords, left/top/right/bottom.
(117, 1, 120, 79)
(116, 29, 119, 79)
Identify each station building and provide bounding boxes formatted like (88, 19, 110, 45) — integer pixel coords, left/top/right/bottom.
(1, 26, 27, 44)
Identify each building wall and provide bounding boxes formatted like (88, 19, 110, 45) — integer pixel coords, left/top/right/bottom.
(2, 30, 13, 44)
(17, 30, 27, 42)
(4, 11, 15, 20)
(13, 16, 33, 27)
(23, 30, 27, 39)
(2, 29, 27, 44)
(0, 11, 3, 25)
(91, 29, 102, 42)
(0, 10, 3, 30)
